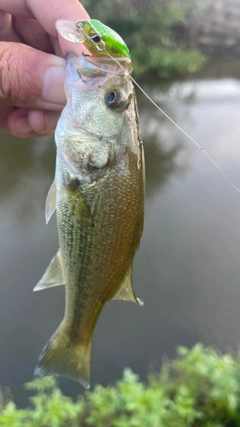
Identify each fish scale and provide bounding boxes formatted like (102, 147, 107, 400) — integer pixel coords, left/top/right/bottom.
(58, 153, 143, 293)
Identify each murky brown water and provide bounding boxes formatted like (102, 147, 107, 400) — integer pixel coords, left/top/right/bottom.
(1, 59, 240, 405)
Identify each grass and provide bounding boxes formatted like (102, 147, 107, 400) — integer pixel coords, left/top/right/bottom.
(1, 344, 240, 426)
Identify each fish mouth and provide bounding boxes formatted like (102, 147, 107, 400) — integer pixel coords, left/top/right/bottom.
(83, 54, 133, 77)
(85, 54, 132, 67)
(66, 51, 131, 79)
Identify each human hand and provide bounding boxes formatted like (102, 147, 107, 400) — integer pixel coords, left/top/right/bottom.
(0, 0, 90, 137)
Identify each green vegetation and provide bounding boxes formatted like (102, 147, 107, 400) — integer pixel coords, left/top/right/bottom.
(2, 344, 240, 426)
(82, 0, 209, 77)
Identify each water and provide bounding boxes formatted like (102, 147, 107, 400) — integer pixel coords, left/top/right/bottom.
(1, 60, 240, 405)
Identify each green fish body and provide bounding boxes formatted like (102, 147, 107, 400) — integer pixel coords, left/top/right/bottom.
(34, 53, 144, 387)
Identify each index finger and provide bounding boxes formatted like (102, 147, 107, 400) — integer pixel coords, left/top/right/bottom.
(0, 0, 89, 36)
(0, 0, 90, 55)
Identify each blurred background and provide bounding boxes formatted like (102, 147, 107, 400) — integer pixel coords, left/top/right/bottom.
(1, 0, 240, 406)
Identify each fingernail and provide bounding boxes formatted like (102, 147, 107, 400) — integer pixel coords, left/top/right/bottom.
(15, 117, 32, 135)
(45, 111, 61, 131)
(43, 62, 66, 105)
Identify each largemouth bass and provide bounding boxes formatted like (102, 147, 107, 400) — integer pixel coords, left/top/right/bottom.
(34, 52, 145, 388)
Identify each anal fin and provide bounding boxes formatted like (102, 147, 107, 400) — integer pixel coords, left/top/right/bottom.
(34, 249, 65, 291)
(112, 266, 144, 305)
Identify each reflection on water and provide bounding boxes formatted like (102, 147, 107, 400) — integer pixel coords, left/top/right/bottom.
(144, 138, 185, 198)
(0, 134, 55, 222)
(2, 61, 240, 405)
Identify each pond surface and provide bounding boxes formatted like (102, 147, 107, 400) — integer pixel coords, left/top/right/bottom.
(1, 60, 240, 406)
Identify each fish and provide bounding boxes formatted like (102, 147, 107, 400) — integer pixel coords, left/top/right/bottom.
(34, 52, 145, 388)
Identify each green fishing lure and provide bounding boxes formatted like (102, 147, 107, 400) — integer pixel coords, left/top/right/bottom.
(56, 19, 131, 62)
(78, 19, 131, 60)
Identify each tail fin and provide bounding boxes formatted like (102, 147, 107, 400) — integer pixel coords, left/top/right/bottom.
(34, 324, 91, 389)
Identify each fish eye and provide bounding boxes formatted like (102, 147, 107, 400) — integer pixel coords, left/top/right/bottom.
(108, 91, 117, 103)
(92, 35, 101, 43)
(105, 90, 120, 108)
(105, 89, 131, 112)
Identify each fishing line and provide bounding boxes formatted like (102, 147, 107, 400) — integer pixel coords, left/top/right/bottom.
(105, 50, 240, 195)
(75, 20, 240, 194)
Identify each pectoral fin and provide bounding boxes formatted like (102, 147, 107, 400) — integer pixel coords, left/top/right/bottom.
(45, 180, 56, 224)
(69, 188, 94, 228)
(34, 250, 65, 291)
(112, 266, 144, 305)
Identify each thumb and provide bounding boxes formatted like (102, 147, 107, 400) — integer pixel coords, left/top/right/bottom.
(0, 42, 66, 109)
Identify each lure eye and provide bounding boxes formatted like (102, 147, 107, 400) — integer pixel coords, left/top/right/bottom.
(92, 35, 101, 43)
